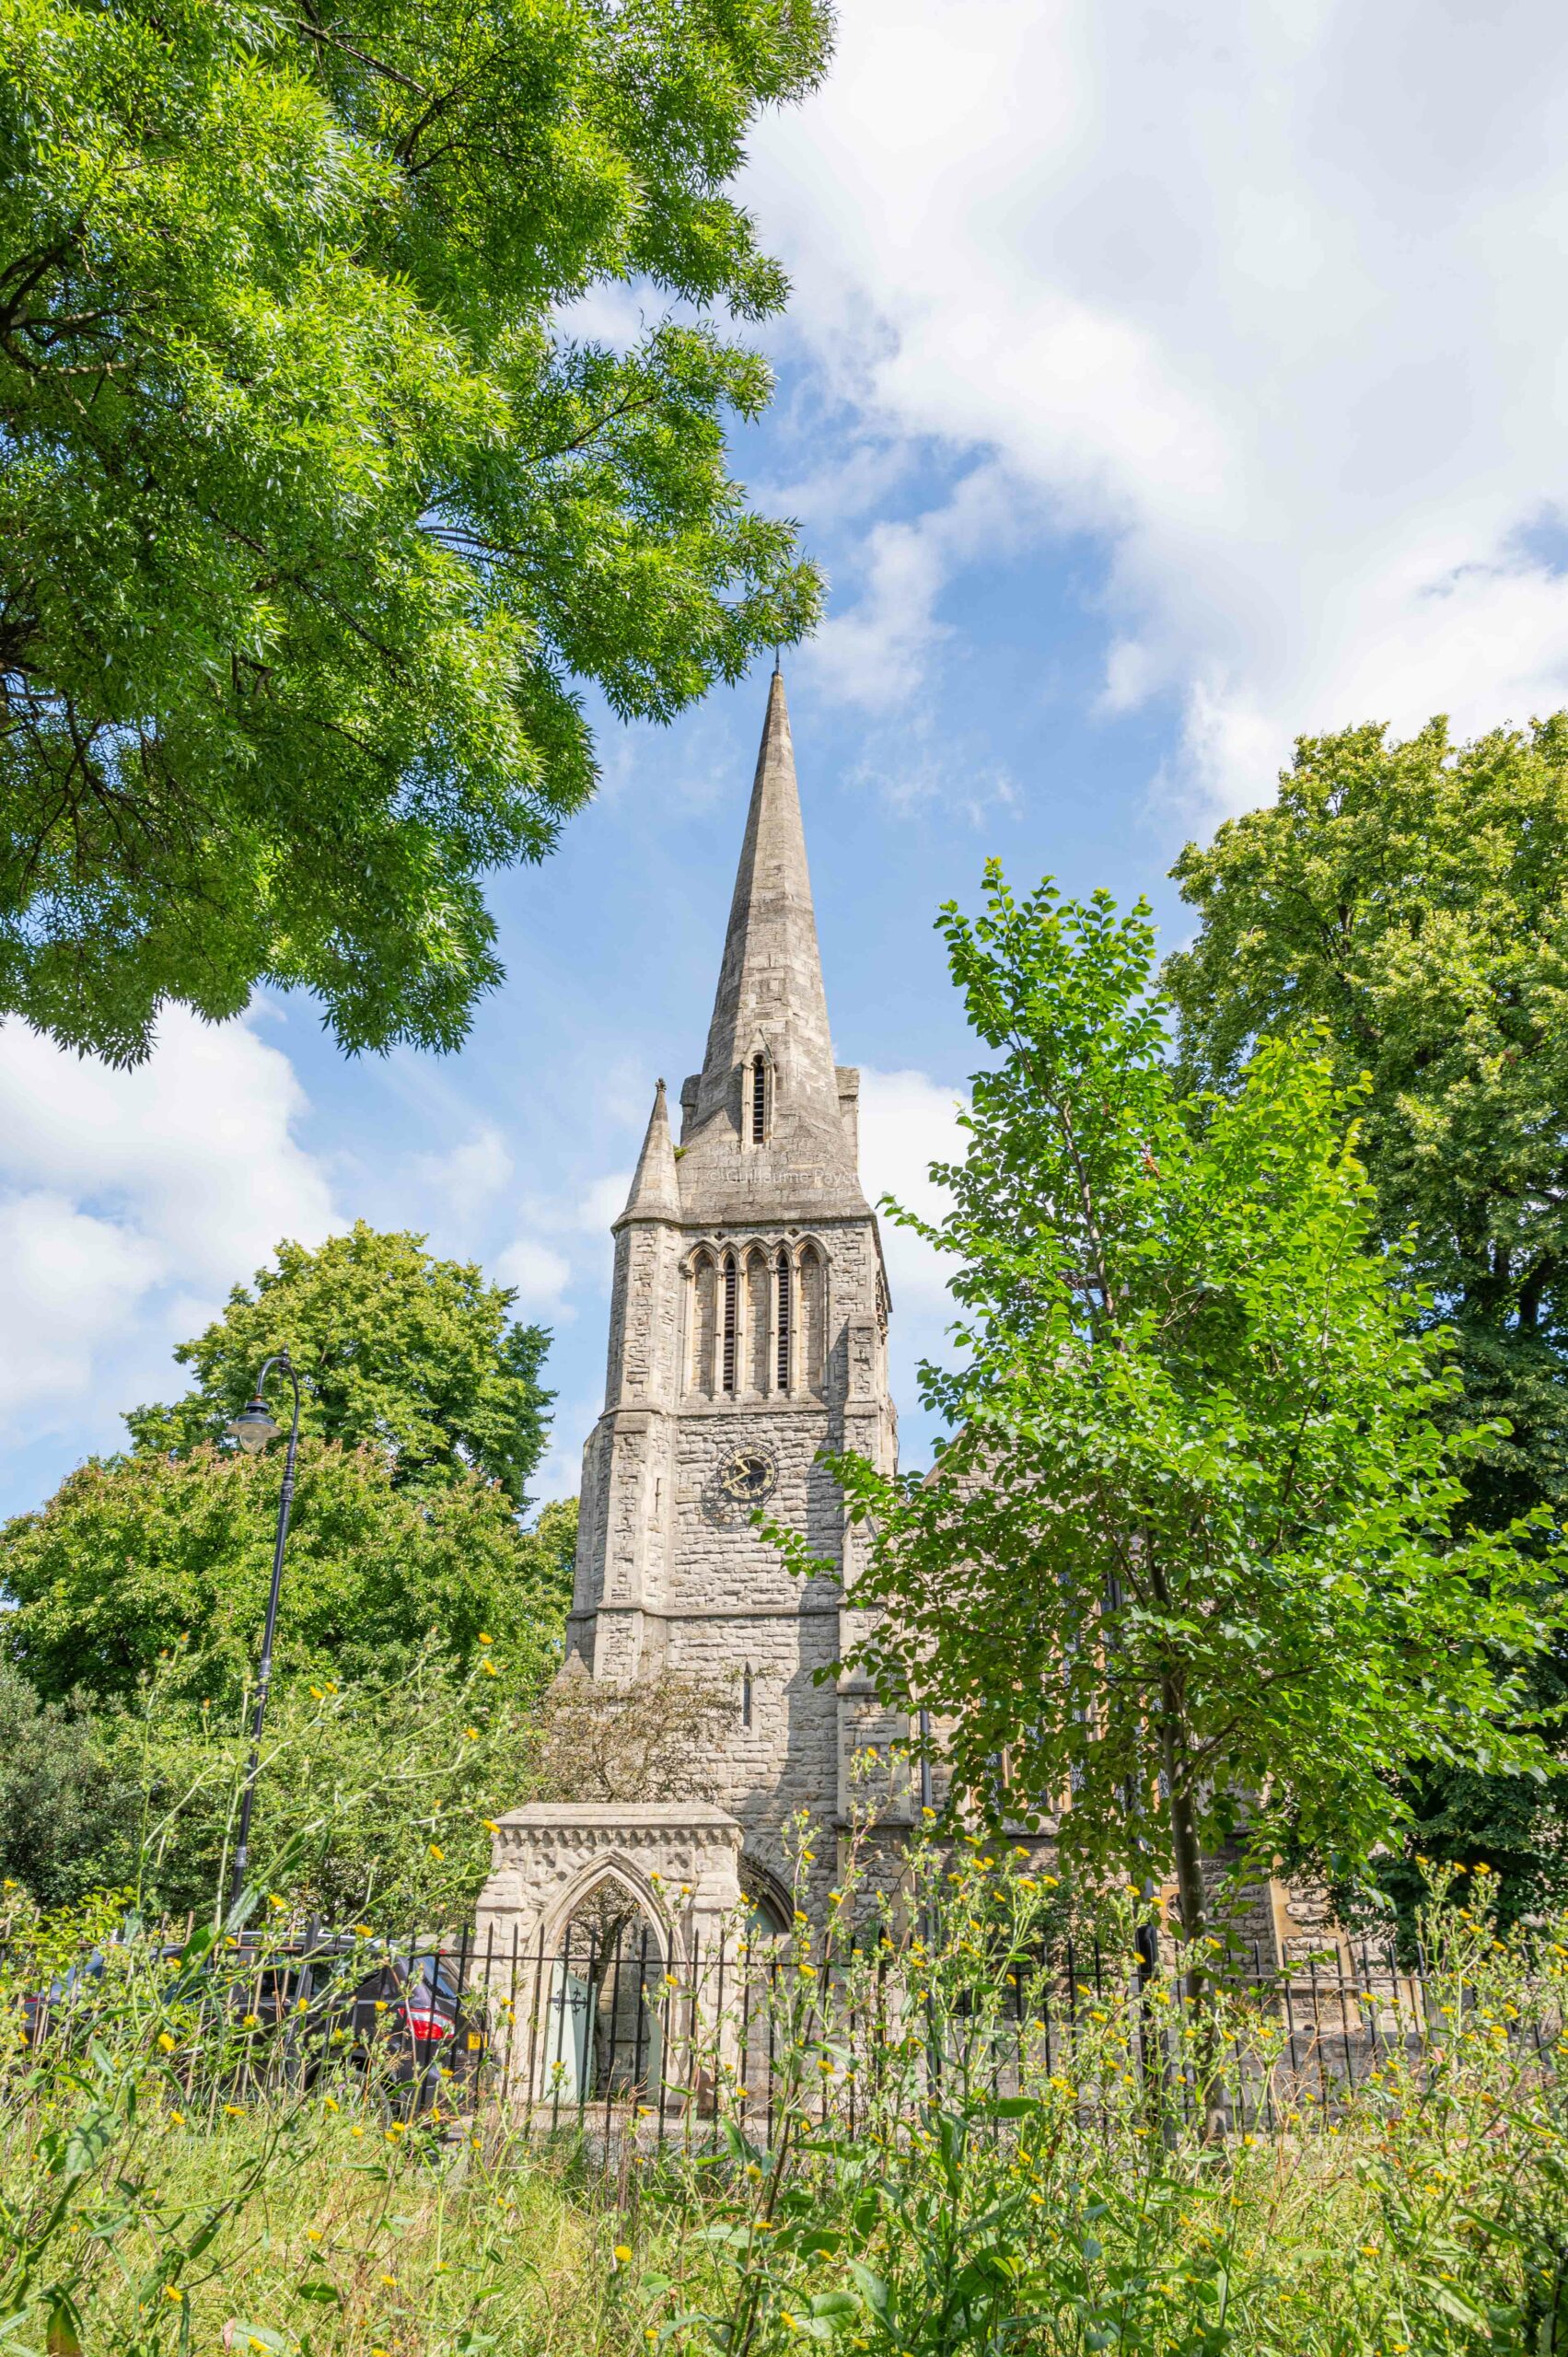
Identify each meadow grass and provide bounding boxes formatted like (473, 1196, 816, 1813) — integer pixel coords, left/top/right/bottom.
(0, 1856, 1562, 2356)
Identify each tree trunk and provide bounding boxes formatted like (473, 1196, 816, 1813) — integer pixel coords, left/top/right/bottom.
(1158, 1689, 1232, 2140)
(1157, 1695, 1209, 1996)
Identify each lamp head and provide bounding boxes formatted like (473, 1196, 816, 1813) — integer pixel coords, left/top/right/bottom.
(227, 1398, 282, 1456)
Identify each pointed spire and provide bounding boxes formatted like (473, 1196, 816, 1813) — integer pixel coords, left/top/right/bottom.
(617, 1078, 680, 1223)
(694, 669, 842, 1142)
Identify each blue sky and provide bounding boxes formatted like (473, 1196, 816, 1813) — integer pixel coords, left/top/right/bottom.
(7, 0, 1568, 1519)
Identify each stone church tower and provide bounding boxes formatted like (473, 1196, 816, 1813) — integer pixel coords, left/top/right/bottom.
(562, 668, 905, 1917)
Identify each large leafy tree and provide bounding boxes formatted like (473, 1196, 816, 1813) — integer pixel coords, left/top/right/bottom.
(126, 1222, 552, 1504)
(1164, 716, 1568, 1523)
(0, 0, 828, 1064)
(0, 1440, 573, 1707)
(776, 871, 1562, 1979)
(1164, 716, 1568, 1920)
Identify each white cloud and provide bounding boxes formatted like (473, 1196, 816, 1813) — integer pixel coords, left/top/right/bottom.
(857, 1066, 968, 1318)
(749, 0, 1568, 807)
(0, 1194, 160, 1415)
(807, 464, 1030, 710)
(516, 1170, 633, 1240)
(491, 1166, 633, 1335)
(494, 1237, 575, 1315)
(410, 1125, 514, 1225)
(0, 1009, 335, 1440)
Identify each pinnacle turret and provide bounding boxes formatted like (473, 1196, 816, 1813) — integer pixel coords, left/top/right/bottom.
(617, 1078, 680, 1224)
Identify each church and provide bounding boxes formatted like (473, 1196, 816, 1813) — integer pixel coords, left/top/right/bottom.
(475, 669, 1320, 1979)
(477, 667, 913, 1956)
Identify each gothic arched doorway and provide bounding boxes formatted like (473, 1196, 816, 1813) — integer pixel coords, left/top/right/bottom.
(545, 1863, 666, 2105)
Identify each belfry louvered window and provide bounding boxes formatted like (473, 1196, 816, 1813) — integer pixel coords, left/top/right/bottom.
(775, 1248, 792, 1391)
(799, 1242, 825, 1394)
(750, 1053, 769, 1143)
(747, 1248, 770, 1392)
(721, 1252, 738, 1394)
(691, 1249, 717, 1394)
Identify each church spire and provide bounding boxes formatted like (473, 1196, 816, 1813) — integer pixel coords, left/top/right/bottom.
(693, 668, 842, 1142)
(617, 1078, 680, 1223)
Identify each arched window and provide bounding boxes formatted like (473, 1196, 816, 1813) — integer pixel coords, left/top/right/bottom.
(774, 1248, 792, 1393)
(799, 1242, 826, 1395)
(721, 1251, 738, 1395)
(746, 1247, 770, 1393)
(750, 1053, 769, 1144)
(690, 1249, 717, 1395)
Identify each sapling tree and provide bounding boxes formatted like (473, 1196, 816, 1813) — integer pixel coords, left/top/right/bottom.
(772, 867, 1564, 1987)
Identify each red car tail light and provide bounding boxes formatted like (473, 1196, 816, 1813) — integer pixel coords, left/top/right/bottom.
(401, 2007, 452, 2041)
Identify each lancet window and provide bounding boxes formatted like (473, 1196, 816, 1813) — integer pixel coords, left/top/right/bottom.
(683, 1237, 828, 1399)
(799, 1241, 826, 1395)
(747, 1248, 771, 1393)
(774, 1248, 792, 1392)
(749, 1053, 770, 1144)
(691, 1248, 717, 1394)
(721, 1252, 739, 1395)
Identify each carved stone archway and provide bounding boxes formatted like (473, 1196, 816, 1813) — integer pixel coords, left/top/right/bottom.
(475, 1804, 745, 2109)
(475, 1802, 744, 1968)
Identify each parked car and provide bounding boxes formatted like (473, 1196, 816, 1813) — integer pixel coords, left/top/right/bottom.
(294, 1945, 487, 2109)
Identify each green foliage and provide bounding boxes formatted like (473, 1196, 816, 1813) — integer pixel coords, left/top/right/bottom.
(111, 1644, 549, 1922)
(641, 1842, 1568, 2357)
(0, 1439, 574, 1709)
(0, 1663, 139, 1910)
(0, 1830, 1564, 2355)
(125, 1222, 553, 1505)
(771, 867, 1565, 1951)
(1165, 717, 1568, 1927)
(0, 0, 829, 1065)
(1165, 714, 1568, 1523)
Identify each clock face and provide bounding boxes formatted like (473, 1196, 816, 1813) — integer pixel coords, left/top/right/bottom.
(716, 1448, 779, 1505)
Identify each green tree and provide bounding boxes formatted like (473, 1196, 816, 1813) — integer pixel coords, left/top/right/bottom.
(0, 0, 828, 1066)
(1164, 715, 1568, 1921)
(0, 1663, 139, 1910)
(773, 870, 1563, 1982)
(1165, 715, 1568, 1525)
(0, 1442, 573, 1708)
(100, 1648, 549, 1923)
(126, 1223, 552, 1505)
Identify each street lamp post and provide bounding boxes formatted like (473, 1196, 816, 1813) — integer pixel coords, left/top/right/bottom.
(226, 1352, 302, 1917)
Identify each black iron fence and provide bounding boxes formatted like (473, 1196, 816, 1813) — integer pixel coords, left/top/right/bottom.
(5, 1916, 1562, 2152)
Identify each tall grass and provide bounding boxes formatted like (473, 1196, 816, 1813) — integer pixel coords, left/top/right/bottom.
(0, 1843, 1562, 2355)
